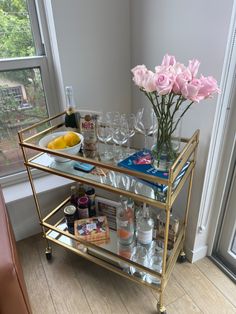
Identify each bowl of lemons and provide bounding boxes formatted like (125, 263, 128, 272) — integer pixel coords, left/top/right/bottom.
(39, 131, 83, 162)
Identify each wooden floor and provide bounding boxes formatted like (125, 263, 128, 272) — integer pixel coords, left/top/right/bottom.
(17, 234, 236, 314)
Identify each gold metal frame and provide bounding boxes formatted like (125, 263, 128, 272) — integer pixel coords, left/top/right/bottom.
(18, 111, 199, 313)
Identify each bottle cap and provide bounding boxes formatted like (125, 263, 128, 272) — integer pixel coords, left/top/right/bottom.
(64, 205, 76, 215)
(86, 187, 95, 195)
(78, 196, 89, 206)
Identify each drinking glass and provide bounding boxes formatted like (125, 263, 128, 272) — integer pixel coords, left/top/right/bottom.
(112, 117, 129, 162)
(130, 246, 148, 280)
(97, 113, 113, 161)
(121, 113, 136, 156)
(106, 111, 121, 155)
(146, 245, 163, 285)
(135, 107, 157, 152)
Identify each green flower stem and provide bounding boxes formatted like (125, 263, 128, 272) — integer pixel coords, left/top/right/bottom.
(140, 90, 195, 166)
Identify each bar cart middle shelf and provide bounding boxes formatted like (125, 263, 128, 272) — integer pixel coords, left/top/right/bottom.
(18, 111, 199, 314)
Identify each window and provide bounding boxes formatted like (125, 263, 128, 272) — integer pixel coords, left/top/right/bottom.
(0, 0, 59, 182)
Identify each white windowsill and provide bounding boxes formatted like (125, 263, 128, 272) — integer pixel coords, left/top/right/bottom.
(3, 174, 73, 204)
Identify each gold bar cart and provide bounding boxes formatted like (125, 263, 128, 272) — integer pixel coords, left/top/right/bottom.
(18, 111, 199, 314)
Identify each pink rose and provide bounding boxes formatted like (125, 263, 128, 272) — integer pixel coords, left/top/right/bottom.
(154, 71, 174, 95)
(181, 78, 202, 102)
(173, 62, 187, 75)
(188, 59, 200, 78)
(142, 70, 156, 92)
(172, 69, 191, 94)
(198, 75, 220, 99)
(131, 65, 148, 88)
(161, 54, 176, 67)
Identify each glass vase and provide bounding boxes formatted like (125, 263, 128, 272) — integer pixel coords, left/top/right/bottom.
(151, 110, 183, 171)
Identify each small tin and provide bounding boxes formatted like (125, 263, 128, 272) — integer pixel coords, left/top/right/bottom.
(64, 205, 77, 228)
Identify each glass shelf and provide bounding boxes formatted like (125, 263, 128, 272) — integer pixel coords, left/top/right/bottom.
(46, 219, 163, 289)
(29, 151, 191, 207)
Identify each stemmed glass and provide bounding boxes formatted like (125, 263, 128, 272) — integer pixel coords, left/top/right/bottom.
(112, 116, 129, 162)
(121, 113, 136, 156)
(106, 112, 121, 155)
(96, 113, 113, 161)
(135, 107, 157, 153)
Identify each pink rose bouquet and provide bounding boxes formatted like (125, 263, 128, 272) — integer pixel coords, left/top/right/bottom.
(131, 54, 220, 170)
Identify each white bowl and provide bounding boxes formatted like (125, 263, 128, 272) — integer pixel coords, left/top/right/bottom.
(39, 131, 84, 162)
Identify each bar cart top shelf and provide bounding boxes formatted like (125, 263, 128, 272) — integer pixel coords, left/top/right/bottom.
(18, 111, 199, 209)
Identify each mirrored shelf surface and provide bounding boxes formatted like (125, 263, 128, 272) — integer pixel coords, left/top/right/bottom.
(29, 151, 190, 205)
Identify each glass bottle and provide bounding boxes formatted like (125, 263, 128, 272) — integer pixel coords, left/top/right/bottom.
(116, 196, 134, 245)
(85, 187, 96, 217)
(77, 182, 86, 198)
(64, 86, 81, 131)
(70, 185, 78, 207)
(137, 203, 154, 249)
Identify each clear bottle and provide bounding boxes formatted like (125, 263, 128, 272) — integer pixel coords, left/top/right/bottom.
(116, 196, 134, 245)
(64, 86, 81, 131)
(137, 203, 154, 249)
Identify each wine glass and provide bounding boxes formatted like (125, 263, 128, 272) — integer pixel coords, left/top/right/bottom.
(112, 117, 129, 162)
(106, 111, 121, 154)
(97, 113, 113, 161)
(135, 107, 157, 153)
(121, 113, 136, 156)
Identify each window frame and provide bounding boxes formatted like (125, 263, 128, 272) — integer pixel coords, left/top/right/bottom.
(0, 0, 62, 186)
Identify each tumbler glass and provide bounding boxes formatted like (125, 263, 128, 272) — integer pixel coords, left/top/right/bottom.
(130, 246, 148, 280)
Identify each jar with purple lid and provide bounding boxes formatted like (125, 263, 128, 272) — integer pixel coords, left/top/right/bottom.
(77, 196, 89, 219)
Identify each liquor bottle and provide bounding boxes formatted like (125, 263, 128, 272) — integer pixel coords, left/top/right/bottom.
(85, 187, 96, 217)
(80, 114, 98, 152)
(156, 208, 179, 250)
(77, 182, 86, 198)
(116, 196, 134, 245)
(64, 86, 80, 131)
(137, 203, 154, 249)
(70, 185, 78, 207)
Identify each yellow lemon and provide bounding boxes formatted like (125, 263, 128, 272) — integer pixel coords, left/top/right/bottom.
(47, 141, 54, 149)
(63, 132, 80, 147)
(52, 136, 67, 149)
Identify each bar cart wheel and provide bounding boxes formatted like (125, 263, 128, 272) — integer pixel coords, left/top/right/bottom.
(45, 247, 52, 260)
(178, 251, 187, 263)
(157, 303, 167, 314)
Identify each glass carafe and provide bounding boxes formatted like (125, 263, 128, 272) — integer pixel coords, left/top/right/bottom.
(137, 203, 154, 249)
(116, 197, 134, 245)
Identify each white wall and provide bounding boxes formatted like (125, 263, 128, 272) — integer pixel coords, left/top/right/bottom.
(50, 0, 132, 114)
(130, 0, 234, 260)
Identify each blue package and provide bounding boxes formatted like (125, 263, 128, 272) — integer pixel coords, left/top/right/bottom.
(118, 150, 190, 191)
(73, 161, 95, 173)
